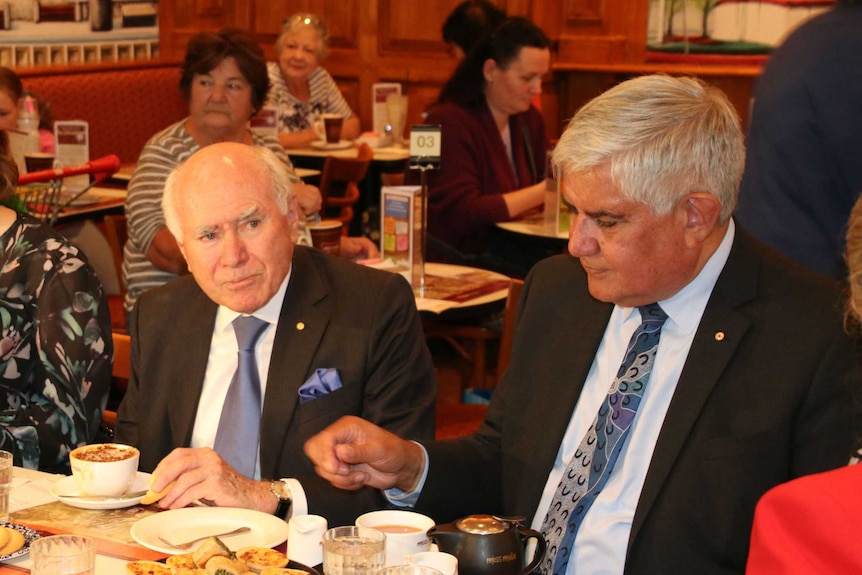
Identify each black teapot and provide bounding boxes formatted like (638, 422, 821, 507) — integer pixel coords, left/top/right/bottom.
(427, 515, 546, 575)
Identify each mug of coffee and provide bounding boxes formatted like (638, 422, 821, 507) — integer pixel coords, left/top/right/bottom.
(322, 113, 344, 144)
(356, 509, 436, 566)
(69, 443, 139, 497)
(24, 152, 55, 174)
(308, 220, 343, 256)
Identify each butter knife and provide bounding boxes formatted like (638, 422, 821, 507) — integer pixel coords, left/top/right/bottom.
(59, 489, 148, 501)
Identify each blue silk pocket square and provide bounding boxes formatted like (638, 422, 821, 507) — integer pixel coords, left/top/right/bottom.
(298, 368, 343, 404)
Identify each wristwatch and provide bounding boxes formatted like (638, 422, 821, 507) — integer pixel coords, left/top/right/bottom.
(270, 479, 292, 519)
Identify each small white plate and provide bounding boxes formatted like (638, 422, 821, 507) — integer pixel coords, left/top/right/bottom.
(0, 521, 40, 561)
(310, 140, 353, 150)
(50, 471, 151, 510)
(131, 506, 289, 555)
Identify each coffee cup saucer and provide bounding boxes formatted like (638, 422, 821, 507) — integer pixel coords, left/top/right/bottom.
(310, 140, 353, 150)
(51, 471, 151, 510)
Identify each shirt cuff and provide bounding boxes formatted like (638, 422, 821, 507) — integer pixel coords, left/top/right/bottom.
(384, 442, 429, 508)
(282, 477, 307, 519)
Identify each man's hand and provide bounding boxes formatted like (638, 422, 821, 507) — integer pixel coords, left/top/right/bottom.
(304, 416, 425, 492)
(149, 447, 276, 513)
(340, 236, 381, 260)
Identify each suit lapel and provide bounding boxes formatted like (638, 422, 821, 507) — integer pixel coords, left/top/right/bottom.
(168, 285, 218, 447)
(628, 231, 760, 548)
(259, 247, 330, 478)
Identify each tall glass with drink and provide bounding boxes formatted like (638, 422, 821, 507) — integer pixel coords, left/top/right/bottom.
(30, 535, 96, 575)
(0, 450, 11, 523)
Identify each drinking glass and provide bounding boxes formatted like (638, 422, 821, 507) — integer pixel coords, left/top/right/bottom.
(0, 450, 11, 523)
(323, 526, 386, 575)
(31, 535, 96, 575)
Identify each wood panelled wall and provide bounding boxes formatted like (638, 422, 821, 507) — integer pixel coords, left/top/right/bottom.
(157, 0, 761, 139)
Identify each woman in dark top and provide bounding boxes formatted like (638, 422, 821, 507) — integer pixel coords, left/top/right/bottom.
(0, 131, 112, 473)
(421, 17, 551, 272)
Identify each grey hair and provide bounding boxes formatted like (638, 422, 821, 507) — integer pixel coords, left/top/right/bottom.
(552, 74, 744, 222)
(275, 13, 330, 60)
(163, 145, 295, 243)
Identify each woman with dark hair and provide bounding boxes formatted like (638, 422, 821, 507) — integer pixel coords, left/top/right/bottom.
(124, 28, 376, 313)
(0, 130, 112, 473)
(421, 17, 551, 271)
(442, 0, 507, 60)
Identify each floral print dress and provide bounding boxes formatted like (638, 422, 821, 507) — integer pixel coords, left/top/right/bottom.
(0, 212, 112, 473)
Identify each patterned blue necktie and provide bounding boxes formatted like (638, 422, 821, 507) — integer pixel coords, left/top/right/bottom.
(213, 315, 269, 478)
(540, 303, 668, 575)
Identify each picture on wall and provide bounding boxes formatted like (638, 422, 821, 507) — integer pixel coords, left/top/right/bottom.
(0, 0, 159, 68)
(646, 0, 834, 63)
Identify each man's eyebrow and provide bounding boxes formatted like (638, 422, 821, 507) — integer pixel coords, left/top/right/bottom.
(562, 199, 625, 220)
(237, 206, 261, 222)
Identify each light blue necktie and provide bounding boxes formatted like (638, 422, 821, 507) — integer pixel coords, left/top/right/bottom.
(540, 304, 668, 575)
(212, 315, 269, 478)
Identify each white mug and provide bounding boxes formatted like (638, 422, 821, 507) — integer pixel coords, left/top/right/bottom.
(356, 510, 435, 566)
(288, 514, 328, 567)
(407, 551, 458, 575)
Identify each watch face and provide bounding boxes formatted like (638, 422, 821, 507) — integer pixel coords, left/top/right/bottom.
(272, 480, 290, 500)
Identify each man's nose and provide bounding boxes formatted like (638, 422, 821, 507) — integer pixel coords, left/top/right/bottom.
(221, 232, 248, 266)
(568, 216, 599, 257)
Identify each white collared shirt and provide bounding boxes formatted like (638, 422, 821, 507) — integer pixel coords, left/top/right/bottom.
(190, 269, 292, 478)
(528, 220, 737, 575)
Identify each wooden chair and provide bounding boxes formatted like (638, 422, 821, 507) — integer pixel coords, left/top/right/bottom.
(102, 331, 131, 429)
(495, 279, 525, 384)
(102, 214, 128, 331)
(318, 143, 373, 232)
(424, 320, 500, 393)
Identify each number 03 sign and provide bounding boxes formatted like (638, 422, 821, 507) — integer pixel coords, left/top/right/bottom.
(409, 125, 441, 170)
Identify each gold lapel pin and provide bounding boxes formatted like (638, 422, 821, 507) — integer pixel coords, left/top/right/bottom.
(715, 332, 725, 341)
(296, 322, 305, 331)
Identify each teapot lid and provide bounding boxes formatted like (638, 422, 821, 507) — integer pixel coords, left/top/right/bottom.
(456, 515, 523, 534)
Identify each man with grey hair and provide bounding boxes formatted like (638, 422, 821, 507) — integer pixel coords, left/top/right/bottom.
(116, 142, 436, 527)
(304, 75, 857, 573)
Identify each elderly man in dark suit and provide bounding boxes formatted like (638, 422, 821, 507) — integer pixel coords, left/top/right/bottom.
(304, 75, 858, 573)
(115, 142, 435, 527)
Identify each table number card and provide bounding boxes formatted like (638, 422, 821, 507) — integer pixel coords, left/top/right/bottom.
(54, 121, 89, 192)
(409, 125, 441, 169)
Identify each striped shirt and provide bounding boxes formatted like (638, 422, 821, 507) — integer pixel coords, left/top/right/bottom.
(122, 119, 306, 312)
(265, 62, 354, 133)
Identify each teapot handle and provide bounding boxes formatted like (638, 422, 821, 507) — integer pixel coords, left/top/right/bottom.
(519, 528, 546, 575)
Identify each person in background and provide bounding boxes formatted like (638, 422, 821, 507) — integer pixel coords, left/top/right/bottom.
(116, 142, 436, 527)
(305, 75, 858, 574)
(442, 0, 507, 60)
(0, 130, 111, 473)
(0, 67, 55, 154)
(735, 0, 862, 278)
(266, 13, 361, 149)
(417, 17, 550, 276)
(123, 28, 376, 314)
(745, 193, 862, 574)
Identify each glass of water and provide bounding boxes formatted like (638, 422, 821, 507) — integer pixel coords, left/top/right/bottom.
(323, 526, 386, 575)
(0, 450, 12, 523)
(31, 535, 96, 575)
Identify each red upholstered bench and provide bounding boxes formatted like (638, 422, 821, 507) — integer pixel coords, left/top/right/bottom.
(19, 62, 188, 164)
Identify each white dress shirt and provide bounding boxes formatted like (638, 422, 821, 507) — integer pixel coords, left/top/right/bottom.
(190, 270, 290, 470)
(528, 220, 736, 575)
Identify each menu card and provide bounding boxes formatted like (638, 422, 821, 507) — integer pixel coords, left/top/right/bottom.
(54, 120, 89, 192)
(250, 106, 279, 140)
(372, 83, 402, 135)
(381, 185, 422, 285)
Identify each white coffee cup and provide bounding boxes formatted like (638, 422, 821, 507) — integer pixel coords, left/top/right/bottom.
(407, 551, 458, 575)
(356, 509, 435, 566)
(288, 514, 328, 567)
(69, 443, 139, 497)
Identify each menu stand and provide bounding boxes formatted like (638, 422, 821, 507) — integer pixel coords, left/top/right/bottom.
(407, 125, 442, 298)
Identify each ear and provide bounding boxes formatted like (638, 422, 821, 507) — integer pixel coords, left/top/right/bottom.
(680, 192, 722, 248)
(483, 59, 498, 83)
(287, 195, 301, 244)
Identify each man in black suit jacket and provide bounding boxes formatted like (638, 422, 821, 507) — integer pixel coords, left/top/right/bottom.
(115, 142, 435, 527)
(304, 75, 858, 573)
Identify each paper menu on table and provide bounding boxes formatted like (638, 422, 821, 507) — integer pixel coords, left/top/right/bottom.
(372, 83, 402, 135)
(10, 475, 58, 512)
(54, 120, 90, 192)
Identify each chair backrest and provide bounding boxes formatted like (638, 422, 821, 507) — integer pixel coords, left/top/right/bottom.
(318, 143, 373, 228)
(102, 215, 128, 298)
(496, 279, 525, 384)
(103, 331, 131, 427)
